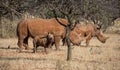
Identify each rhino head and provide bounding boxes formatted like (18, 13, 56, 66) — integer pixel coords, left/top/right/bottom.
(96, 30, 109, 43)
(94, 22, 109, 43)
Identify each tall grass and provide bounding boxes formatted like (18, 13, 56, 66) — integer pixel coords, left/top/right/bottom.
(0, 17, 20, 38)
(0, 13, 34, 38)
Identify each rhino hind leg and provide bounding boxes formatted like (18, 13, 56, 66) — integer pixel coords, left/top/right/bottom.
(17, 38, 25, 52)
(23, 36, 31, 50)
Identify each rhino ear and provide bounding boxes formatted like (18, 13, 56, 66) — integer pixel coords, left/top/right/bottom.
(97, 21, 102, 29)
(92, 19, 102, 29)
(94, 24, 101, 30)
(97, 24, 101, 29)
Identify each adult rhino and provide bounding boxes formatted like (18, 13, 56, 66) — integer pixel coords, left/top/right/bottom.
(63, 21, 109, 46)
(17, 18, 68, 52)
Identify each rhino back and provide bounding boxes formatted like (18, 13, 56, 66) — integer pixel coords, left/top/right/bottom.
(25, 18, 67, 38)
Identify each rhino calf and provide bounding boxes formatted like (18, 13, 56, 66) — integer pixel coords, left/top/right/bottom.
(33, 33, 54, 53)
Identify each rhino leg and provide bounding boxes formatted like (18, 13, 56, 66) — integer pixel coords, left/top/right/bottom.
(54, 36, 61, 50)
(17, 38, 25, 52)
(23, 36, 31, 50)
(62, 38, 67, 46)
(86, 36, 92, 47)
(33, 47, 37, 53)
(33, 41, 37, 53)
(44, 47, 48, 54)
(48, 43, 53, 49)
(85, 32, 92, 47)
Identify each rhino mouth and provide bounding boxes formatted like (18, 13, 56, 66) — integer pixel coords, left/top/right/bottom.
(97, 36, 107, 43)
(101, 40, 106, 43)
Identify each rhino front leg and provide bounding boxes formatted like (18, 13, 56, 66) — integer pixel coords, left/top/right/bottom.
(62, 37, 67, 46)
(54, 36, 61, 50)
(44, 47, 49, 54)
(86, 36, 92, 47)
(33, 42, 37, 53)
(85, 32, 92, 47)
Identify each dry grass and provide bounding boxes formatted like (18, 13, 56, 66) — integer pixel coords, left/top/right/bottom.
(0, 34, 120, 70)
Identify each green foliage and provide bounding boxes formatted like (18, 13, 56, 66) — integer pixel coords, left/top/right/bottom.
(0, 0, 119, 38)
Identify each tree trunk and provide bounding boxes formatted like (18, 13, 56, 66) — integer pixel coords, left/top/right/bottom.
(66, 27, 72, 61)
(0, 17, 2, 37)
(66, 36, 72, 61)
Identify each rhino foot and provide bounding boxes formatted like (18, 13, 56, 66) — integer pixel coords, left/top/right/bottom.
(25, 46, 31, 50)
(18, 47, 25, 53)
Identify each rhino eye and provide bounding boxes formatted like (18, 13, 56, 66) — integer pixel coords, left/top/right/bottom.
(97, 27, 100, 30)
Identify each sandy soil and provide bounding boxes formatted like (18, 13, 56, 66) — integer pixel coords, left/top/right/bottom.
(0, 34, 120, 70)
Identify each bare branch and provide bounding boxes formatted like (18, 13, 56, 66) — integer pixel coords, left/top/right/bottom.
(52, 10, 67, 27)
(70, 20, 79, 30)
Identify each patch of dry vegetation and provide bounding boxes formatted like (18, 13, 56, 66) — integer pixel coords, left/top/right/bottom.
(0, 34, 120, 70)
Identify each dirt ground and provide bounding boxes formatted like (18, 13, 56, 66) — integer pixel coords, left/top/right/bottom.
(0, 34, 120, 70)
